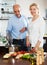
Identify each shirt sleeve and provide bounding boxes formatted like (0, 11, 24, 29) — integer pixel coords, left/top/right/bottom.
(22, 16, 28, 27)
(22, 17, 29, 36)
(26, 19, 30, 36)
(38, 19, 46, 42)
(6, 18, 12, 33)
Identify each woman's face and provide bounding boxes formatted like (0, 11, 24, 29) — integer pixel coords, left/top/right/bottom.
(30, 6, 39, 16)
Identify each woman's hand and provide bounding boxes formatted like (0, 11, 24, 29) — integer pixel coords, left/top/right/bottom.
(31, 40, 41, 53)
(35, 40, 41, 49)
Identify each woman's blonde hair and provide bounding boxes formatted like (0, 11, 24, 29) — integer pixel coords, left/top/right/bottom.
(29, 3, 39, 10)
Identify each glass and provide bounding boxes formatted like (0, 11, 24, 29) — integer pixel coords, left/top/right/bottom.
(9, 44, 15, 53)
(9, 44, 20, 53)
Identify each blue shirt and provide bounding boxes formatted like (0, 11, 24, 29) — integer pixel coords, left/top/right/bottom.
(6, 15, 28, 39)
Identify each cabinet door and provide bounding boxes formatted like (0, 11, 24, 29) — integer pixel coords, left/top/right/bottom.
(0, 20, 8, 46)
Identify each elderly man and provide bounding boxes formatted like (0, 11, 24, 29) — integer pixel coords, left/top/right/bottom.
(6, 4, 30, 51)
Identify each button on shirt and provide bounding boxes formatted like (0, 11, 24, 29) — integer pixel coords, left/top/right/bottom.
(6, 15, 28, 39)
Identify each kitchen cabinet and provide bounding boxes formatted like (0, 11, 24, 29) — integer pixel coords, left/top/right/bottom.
(0, 20, 8, 46)
(43, 36, 47, 52)
(43, 20, 47, 52)
(0, 0, 16, 46)
(0, 0, 16, 19)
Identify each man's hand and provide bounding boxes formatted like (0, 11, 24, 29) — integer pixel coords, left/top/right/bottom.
(20, 27, 27, 33)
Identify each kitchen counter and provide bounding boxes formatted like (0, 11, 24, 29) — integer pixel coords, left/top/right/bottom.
(0, 46, 9, 57)
(43, 34, 47, 43)
(43, 34, 47, 52)
(0, 47, 47, 65)
(0, 58, 31, 65)
(0, 50, 47, 65)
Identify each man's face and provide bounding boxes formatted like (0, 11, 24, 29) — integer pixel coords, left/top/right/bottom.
(13, 6, 21, 18)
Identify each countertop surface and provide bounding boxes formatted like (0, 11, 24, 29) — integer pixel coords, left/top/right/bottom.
(0, 47, 47, 65)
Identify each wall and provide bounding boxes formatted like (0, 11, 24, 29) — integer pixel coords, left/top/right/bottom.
(0, 0, 46, 17)
(44, 0, 47, 9)
(45, 20, 47, 33)
(16, 0, 45, 17)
